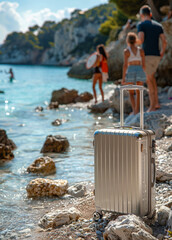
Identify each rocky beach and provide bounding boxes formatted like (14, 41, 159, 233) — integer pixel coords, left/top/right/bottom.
(0, 80, 172, 240)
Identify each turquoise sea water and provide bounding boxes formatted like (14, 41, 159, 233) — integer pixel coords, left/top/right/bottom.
(0, 64, 115, 233)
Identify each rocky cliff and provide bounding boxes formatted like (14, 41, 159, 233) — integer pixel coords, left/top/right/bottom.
(0, 4, 115, 66)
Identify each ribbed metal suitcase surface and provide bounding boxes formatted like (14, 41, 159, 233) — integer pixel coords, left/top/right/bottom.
(94, 128, 156, 217)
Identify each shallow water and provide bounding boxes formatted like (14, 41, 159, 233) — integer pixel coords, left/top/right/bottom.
(0, 64, 116, 233)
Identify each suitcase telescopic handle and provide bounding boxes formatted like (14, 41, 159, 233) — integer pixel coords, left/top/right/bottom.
(120, 85, 145, 129)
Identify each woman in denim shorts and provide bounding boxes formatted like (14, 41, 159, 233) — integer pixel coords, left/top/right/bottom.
(122, 32, 146, 115)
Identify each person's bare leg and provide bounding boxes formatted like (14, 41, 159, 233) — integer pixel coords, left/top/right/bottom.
(135, 82, 143, 114)
(152, 73, 160, 109)
(98, 74, 104, 102)
(129, 90, 135, 114)
(92, 74, 98, 104)
(147, 75, 156, 112)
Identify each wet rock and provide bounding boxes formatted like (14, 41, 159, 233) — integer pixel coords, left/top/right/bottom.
(168, 87, 172, 99)
(26, 178, 68, 197)
(88, 100, 111, 113)
(104, 214, 156, 240)
(27, 156, 56, 175)
(35, 106, 44, 112)
(0, 129, 16, 150)
(125, 112, 171, 139)
(68, 183, 86, 197)
(38, 207, 81, 229)
(48, 101, 59, 109)
(0, 144, 14, 162)
(51, 119, 62, 126)
(157, 206, 170, 226)
(75, 92, 93, 103)
(156, 170, 172, 182)
(164, 125, 172, 136)
(50, 88, 78, 104)
(40, 135, 69, 153)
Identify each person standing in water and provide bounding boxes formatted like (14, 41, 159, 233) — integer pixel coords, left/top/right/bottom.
(9, 68, 14, 82)
(122, 32, 146, 115)
(92, 44, 108, 104)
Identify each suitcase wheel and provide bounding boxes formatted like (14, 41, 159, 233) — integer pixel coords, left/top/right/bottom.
(93, 211, 103, 222)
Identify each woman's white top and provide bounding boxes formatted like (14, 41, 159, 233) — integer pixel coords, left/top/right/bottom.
(128, 46, 142, 62)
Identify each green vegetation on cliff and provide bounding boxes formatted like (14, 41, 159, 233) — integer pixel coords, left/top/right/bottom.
(2, 3, 115, 53)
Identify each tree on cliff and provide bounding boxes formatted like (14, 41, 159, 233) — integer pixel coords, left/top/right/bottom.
(110, 0, 169, 21)
(99, 9, 128, 37)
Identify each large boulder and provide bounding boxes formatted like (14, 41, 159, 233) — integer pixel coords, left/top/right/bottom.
(26, 178, 68, 197)
(157, 206, 171, 226)
(67, 59, 94, 79)
(0, 144, 14, 162)
(75, 92, 93, 103)
(50, 88, 78, 104)
(106, 39, 126, 81)
(41, 135, 69, 153)
(88, 100, 111, 113)
(125, 112, 171, 139)
(38, 207, 81, 229)
(27, 157, 56, 176)
(0, 129, 16, 150)
(104, 214, 156, 240)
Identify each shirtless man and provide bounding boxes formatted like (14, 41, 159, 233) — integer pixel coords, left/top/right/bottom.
(137, 5, 167, 112)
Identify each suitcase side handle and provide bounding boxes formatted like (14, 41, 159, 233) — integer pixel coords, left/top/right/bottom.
(151, 158, 156, 187)
(120, 85, 144, 129)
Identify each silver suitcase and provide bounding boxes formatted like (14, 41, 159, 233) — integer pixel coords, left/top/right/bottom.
(94, 85, 156, 218)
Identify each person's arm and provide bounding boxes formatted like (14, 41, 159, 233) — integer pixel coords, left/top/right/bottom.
(140, 48, 146, 72)
(136, 32, 144, 45)
(122, 49, 129, 84)
(159, 33, 167, 58)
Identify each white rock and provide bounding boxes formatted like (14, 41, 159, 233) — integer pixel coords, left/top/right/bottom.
(26, 178, 68, 197)
(157, 206, 171, 226)
(104, 214, 156, 240)
(68, 183, 86, 197)
(164, 125, 172, 136)
(38, 207, 81, 229)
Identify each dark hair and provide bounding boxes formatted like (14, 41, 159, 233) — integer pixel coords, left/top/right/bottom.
(127, 32, 136, 45)
(140, 5, 151, 16)
(97, 44, 107, 59)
